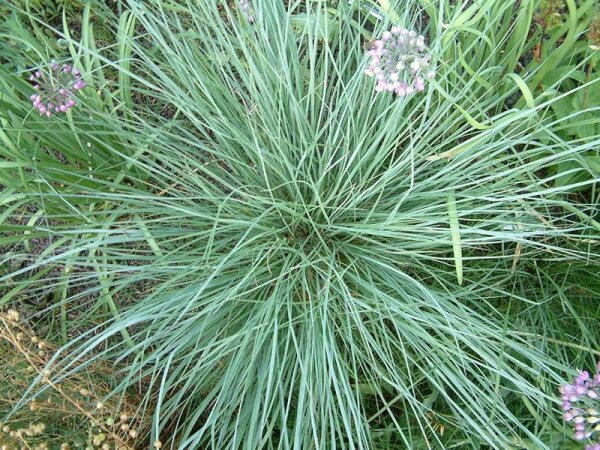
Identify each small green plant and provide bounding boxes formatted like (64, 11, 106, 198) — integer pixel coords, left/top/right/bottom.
(534, 0, 565, 32)
(590, 14, 600, 50)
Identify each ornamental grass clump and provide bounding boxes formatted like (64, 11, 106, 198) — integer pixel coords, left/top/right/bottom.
(364, 26, 434, 95)
(28, 62, 85, 117)
(0, 0, 599, 449)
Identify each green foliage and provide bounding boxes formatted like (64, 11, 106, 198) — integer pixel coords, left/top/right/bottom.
(527, 0, 600, 190)
(0, 0, 598, 449)
(3, 0, 86, 17)
(423, 0, 600, 191)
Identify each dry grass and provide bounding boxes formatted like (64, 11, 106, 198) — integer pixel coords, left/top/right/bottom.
(0, 309, 155, 450)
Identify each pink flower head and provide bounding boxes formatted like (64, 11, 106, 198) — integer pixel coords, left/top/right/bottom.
(28, 62, 86, 118)
(239, 0, 254, 22)
(364, 26, 434, 97)
(560, 365, 600, 447)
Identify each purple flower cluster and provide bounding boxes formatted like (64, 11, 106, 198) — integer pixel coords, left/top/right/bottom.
(560, 364, 600, 448)
(28, 63, 86, 118)
(364, 27, 435, 96)
(239, 0, 254, 22)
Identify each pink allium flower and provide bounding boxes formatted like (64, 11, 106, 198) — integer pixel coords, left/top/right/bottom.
(28, 62, 86, 118)
(561, 364, 600, 447)
(364, 26, 435, 96)
(239, 0, 254, 22)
